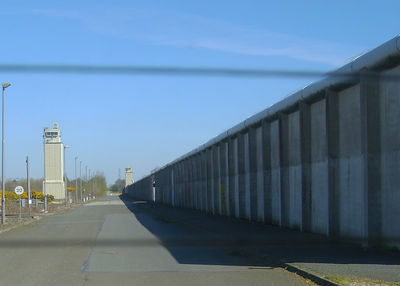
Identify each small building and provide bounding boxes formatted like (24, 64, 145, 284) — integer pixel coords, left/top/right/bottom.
(43, 123, 65, 199)
(125, 167, 134, 187)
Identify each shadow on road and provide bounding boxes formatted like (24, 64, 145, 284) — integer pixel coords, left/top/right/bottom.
(120, 198, 276, 268)
(119, 196, 400, 270)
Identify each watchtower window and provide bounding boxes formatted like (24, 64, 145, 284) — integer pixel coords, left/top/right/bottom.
(46, 132, 58, 137)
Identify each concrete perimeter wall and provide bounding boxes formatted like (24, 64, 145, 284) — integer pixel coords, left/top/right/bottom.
(124, 35, 400, 248)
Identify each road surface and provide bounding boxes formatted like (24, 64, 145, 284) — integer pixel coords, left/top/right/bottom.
(0, 196, 308, 286)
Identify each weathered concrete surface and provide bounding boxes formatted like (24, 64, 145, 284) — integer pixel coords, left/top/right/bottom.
(380, 65, 400, 248)
(233, 137, 240, 218)
(228, 139, 236, 217)
(262, 120, 272, 224)
(0, 196, 310, 286)
(338, 84, 365, 240)
(219, 142, 229, 216)
(125, 38, 400, 248)
(128, 199, 400, 284)
(310, 99, 329, 235)
(288, 111, 302, 230)
(255, 127, 264, 222)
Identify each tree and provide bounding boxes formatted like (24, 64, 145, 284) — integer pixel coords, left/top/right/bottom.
(109, 179, 125, 193)
(82, 173, 107, 198)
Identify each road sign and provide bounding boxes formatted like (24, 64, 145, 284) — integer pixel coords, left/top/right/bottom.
(14, 186, 24, 195)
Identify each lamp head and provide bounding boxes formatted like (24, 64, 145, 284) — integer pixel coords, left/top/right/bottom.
(2, 83, 11, 89)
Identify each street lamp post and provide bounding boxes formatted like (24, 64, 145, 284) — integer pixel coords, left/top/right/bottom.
(63, 145, 70, 207)
(1, 83, 10, 225)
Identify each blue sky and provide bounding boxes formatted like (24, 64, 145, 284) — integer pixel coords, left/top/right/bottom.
(0, 0, 399, 184)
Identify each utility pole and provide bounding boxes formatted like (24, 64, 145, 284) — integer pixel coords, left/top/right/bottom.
(43, 129, 47, 212)
(26, 156, 31, 216)
(85, 165, 88, 201)
(79, 160, 82, 202)
(75, 157, 78, 203)
(63, 145, 70, 207)
(88, 168, 91, 197)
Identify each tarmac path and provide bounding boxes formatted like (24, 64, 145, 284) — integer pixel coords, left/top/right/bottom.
(0, 196, 307, 286)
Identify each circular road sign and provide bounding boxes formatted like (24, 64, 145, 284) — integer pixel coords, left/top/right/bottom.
(14, 186, 24, 196)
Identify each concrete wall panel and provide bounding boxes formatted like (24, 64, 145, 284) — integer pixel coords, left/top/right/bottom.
(228, 139, 236, 217)
(262, 120, 272, 224)
(208, 150, 213, 213)
(270, 120, 281, 225)
(201, 151, 207, 212)
(256, 127, 264, 222)
(380, 65, 400, 247)
(210, 149, 215, 214)
(244, 132, 251, 220)
(338, 84, 364, 239)
(212, 146, 220, 215)
(310, 100, 329, 235)
(219, 142, 228, 216)
(237, 133, 247, 219)
(225, 142, 230, 216)
(234, 138, 240, 218)
(288, 111, 302, 230)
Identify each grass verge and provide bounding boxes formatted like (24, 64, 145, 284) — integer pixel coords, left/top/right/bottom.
(325, 276, 400, 286)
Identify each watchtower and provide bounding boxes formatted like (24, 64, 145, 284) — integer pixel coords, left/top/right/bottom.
(43, 122, 64, 199)
(125, 167, 134, 187)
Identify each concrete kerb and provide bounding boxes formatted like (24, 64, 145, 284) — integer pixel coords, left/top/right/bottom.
(282, 263, 340, 286)
(217, 245, 341, 286)
(0, 202, 85, 235)
(0, 216, 42, 235)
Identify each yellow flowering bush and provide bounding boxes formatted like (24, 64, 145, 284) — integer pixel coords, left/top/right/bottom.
(0, 190, 54, 202)
(31, 191, 43, 200)
(0, 191, 19, 201)
(31, 191, 54, 201)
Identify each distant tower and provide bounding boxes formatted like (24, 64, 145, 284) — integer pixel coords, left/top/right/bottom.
(125, 167, 134, 187)
(43, 122, 64, 199)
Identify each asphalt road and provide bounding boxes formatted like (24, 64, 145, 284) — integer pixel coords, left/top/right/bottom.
(0, 196, 307, 286)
